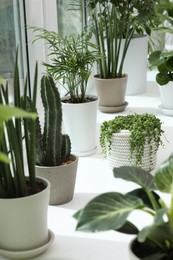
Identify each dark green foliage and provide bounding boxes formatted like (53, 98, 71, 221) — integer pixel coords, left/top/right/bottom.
(0, 55, 38, 198)
(149, 50, 173, 85)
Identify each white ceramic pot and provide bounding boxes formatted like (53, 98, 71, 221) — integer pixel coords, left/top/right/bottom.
(107, 131, 157, 171)
(122, 35, 148, 96)
(0, 177, 50, 252)
(159, 83, 173, 110)
(36, 154, 78, 205)
(62, 95, 98, 156)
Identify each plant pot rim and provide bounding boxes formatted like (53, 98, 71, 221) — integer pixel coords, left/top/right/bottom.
(0, 176, 50, 202)
(61, 95, 98, 104)
(35, 154, 78, 169)
(93, 74, 128, 80)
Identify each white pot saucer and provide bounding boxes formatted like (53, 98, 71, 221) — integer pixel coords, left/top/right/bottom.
(158, 105, 173, 116)
(0, 229, 54, 260)
(99, 101, 128, 113)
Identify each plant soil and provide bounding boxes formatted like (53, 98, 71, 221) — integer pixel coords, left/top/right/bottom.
(61, 96, 97, 104)
(25, 179, 47, 196)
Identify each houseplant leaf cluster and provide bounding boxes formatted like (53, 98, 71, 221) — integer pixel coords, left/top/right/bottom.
(32, 27, 101, 103)
(74, 154, 173, 259)
(100, 113, 164, 167)
(149, 50, 173, 85)
(0, 58, 38, 198)
(86, 0, 158, 78)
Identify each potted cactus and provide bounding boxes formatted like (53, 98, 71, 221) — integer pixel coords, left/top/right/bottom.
(0, 60, 54, 258)
(34, 75, 78, 205)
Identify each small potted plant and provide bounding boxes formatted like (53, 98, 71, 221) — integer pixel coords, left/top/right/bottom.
(100, 113, 164, 171)
(74, 153, 173, 259)
(32, 27, 101, 156)
(31, 75, 78, 205)
(0, 60, 54, 258)
(149, 50, 173, 114)
(86, 0, 158, 109)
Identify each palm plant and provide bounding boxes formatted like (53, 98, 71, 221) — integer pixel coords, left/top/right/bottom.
(32, 27, 101, 103)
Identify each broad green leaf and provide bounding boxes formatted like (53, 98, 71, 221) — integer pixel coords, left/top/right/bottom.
(156, 73, 170, 86)
(75, 192, 144, 232)
(127, 188, 161, 210)
(149, 51, 164, 67)
(165, 57, 173, 72)
(113, 166, 156, 190)
(155, 154, 173, 193)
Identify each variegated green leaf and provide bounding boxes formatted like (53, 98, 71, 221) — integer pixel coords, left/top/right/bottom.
(75, 192, 143, 232)
(113, 166, 156, 190)
(155, 154, 173, 193)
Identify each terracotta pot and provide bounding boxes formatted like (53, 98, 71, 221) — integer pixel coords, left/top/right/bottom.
(93, 74, 128, 113)
(36, 154, 78, 205)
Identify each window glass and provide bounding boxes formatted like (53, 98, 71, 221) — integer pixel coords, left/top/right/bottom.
(0, 0, 26, 82)
(56, 0, 82, 35)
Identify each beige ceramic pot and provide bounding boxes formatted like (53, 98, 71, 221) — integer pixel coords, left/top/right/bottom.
(36, 154, 78, 205)
(93, 74, 128, 113)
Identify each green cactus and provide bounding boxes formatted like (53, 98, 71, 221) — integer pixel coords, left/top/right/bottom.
(35, 75, 71, 166)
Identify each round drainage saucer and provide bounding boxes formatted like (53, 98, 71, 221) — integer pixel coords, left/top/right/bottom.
(99, 101, 128, 113)
(0, 229, 54, 260)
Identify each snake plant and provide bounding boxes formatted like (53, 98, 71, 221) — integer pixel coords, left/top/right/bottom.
(0, 57, 38, 198)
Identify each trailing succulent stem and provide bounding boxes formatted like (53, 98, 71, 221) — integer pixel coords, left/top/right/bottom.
(35, 75, 71, 166)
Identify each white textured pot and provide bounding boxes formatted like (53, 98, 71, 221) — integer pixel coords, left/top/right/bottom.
(107, 131, 157, 171)
(0, 177, 50, 252)
(93, 74, 128, 113)
(36, 154, 78, 205)
(62, 95, 98, 156)
(122, 35, 148, 96)
(159, 83, 173, 110)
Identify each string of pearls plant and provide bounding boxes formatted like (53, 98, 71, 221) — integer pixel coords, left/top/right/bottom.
(100, 113, 164, 167)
